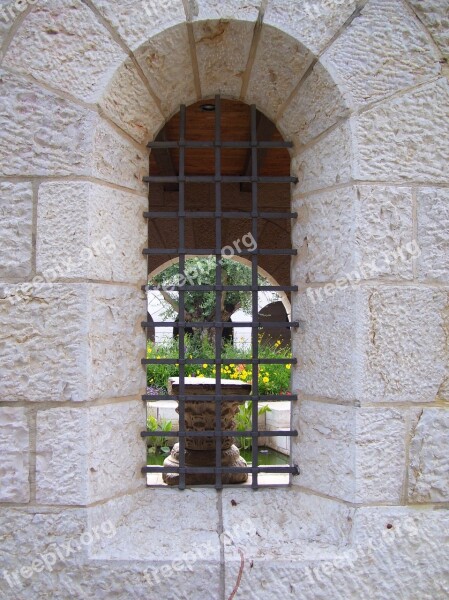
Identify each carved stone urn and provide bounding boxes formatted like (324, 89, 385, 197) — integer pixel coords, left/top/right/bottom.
(163, 377, 251, 485)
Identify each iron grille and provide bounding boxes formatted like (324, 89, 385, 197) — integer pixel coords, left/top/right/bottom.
(141, 96, 299, 489)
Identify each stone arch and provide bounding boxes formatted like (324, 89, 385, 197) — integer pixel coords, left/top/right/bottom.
(2, 1, 449, 597)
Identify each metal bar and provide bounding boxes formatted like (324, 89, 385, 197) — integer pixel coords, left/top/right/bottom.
(143, 465, 300, 474)
(143, 358, 297, 365)
(214, 95, 223, 490)
(144, 285, 299, 292)
(143, 175, 298, 184)
(143, 249, 297, 255)
(144, 211, 298, 219)
(178, 104, 187, 491)
(142, 321, 299, 328)
(143, 394, 298, 402)
(147, 140, 293, 149)
(141, 429, 298, 438)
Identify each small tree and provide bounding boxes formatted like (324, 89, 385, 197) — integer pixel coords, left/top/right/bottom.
(151, 257, 271, 347)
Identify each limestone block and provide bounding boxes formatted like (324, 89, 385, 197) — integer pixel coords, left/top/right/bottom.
(3, 0, 126, 103)
(92, 119, 148, 194)
(0, 407, 29, 503)
(99, 59, 164, 144)
(355, 407, 407, 503)
(0, 283, 88, 402)
(322, 0, 440, 107)
(36, 408, 88, 505)
(0, 71, 94, 176)
(187, 0, 261, 21)
(359, 286, 448, 403)
(294, 121, 352, 193)
(408, 408, 449, 502)
(292, 287, 358, 401)
(279, 61, 349, 145)
(354, 78, 449, 182)
(0, 182, 33, 278)
(36, 181, 147, 284)
(87, 284, 146, 401)
(194, 19, 253, 99)
(408, 0, 449, 60)
(88, 488, 220, 561)
(0, 0, 20, 60)
(246, 24, 311, 121)
(221, 487, 353, 561)
(417, 187, 449, 282)
(293, 401, 355, 501)
(90, 0, 186, 50)
(264, 0, 358, 55)
(223, 507, 449, 599)
(135, 23, 197, 117)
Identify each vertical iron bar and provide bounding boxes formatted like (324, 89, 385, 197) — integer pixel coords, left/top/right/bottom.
(214, 95, 223, 490)
(250, 104, 259, 490)
(178, 104, 187, 490)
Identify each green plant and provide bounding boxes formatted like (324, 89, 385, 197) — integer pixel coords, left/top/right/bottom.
(234, 401, 271, 451)
(146, 415, 172, 455)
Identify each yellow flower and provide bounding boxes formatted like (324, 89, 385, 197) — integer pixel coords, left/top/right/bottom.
(203, 364, 208, 369)
(198, 373, 205, 378)
(156, 355, 161, 360)
(263, 376, 269, 383)
(241, 370, 248, 379)
(286, 364, 291, 370)
(148, 347, 152, 354)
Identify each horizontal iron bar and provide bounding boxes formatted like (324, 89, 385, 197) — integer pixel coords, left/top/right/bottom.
(143, 321, 298, 328)
(143, 176, 298, 184)
(142, 465, 300, 474)
(141, 429, 297, 438)
(144, 285, 299, 293)
(142, 358, 297, 365)
(147, 140, 293, 149)
(144, 211, 298, 219)
(143, 394, 297, 402)
(143, 248, 297, 256)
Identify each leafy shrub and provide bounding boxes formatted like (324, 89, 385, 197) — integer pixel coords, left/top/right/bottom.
(146, 415, 172, 455)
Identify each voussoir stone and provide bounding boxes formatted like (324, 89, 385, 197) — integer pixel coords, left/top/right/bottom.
(3, 0, 126, 103)
(408, 0, 449, 61)
(187, 0, 261, 22)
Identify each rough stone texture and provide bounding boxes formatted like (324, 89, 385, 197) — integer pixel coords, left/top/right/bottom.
(359, 286, 448, 403)
(0, 0, 20, 61)
(355, 407, 407, 503)
(246, 24, 312, 121)
(292, 287, 358, 402)
(0, 407, 29, 503)
(408, 0, 449, 60)
(417, 187, 449, 282)
(92, 119, 148, 194)
(36, 408, 88, 505)
(264, 0, 358, 55)
(37, 181, 147, 284)
(3, 0, 126, 103)
(294, 121, 352, 193)
(99, 59, 164, 144)
(135, 23, 197, 117)
(91, 0, 186, 50)
(279, 61, 349, 146)
(36, 402, 145, 505)
(322, 0, 440, 107)
(224, 507, 449, 599)
(408, 408, 449, 503)
(0, 182, 33, 278)
(354, 78, 449, 182)
(89, 488, 220, 560)
(194, 19, 253, 99)
(0, 71, 94, 176)
(222, 487, 353, 560)
(187, 0, 261, 21)
(0, 283, 88, 402)
(87, 284, 146, 401)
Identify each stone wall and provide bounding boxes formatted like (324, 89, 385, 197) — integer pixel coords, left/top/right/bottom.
(0, 0, 448, 598)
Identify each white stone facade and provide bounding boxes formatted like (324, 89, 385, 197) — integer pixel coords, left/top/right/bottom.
(0, 0, 448, 598)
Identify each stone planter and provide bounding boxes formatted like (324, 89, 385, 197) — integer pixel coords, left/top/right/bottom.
(163, 377, 251, 485)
